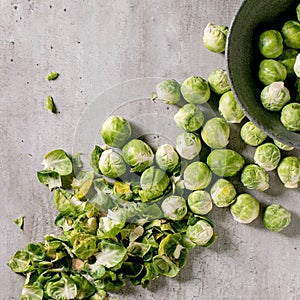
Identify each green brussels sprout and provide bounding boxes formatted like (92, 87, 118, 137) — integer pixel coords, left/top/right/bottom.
(293, 53, 300, 77)
(273, 139, 294, 151)
(155, 144, 179, 172)
(207, 149, 245, 177)
(253, 143, 281, 171)
(219, 91, 245, 123)
(175, 132, 202, 160)
(280, 103, 300, 131)
(277, 156, 300, 188)
(278, 48, 298, 75)
(230, 193, 260, 224)
(161, 195, 187, 221)
(186, 219, 214, 246)
(240, 121, 267, 146)
(187, 190, 213, 215)
(258, 59, 287, 85)
(203, 23, 228, 53)
(201, 117, 230, 149)
(282, 20, 300, 49)
(241, 164, 270, 191)
(260, 81, 290, 111)
(297, 3, 300, 22)
(180, 76, 211, 105)
(122, 139, 154, 172)
(101, 115, 131, 148)
(152, 79, 181, 104)
(263, 204, 291, 232)
(99, 149, 127, 178)
(210, 178, 236, 207)
(183, 162, 212, 190)
(139, 166, 170, 202)
(208, 68, 231, 95)
(258, 30, 283, 58)
(174, 103, 204, 132)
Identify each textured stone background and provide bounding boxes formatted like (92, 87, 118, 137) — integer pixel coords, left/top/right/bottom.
(1, 1, 300, 299)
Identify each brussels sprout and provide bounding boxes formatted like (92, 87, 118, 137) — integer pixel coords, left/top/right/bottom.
(273, 139, 294, 151)
(201, 117, 230, 149)
(203, 23, 228, 53)
(230, 193, 260, 224)
(98, 149, 126, 178)
(161, 195, 187, 221)
(280, 103, 300, 131)
(282, 20, 300, 49)
(152, 79, 181, 104)
(122, 139, 154, 172)
(174, 103, 204, 132)
(253, 143, 281, 171)
(210, 178, 237, 207)
(293, 53, 300, 77)
(277, 156, 300, 188)
(101, 115, 131, 148)
(263, 204, 291, 232)
(208, 68, 231, 95)
(260, 81, 290, 111)
(183, 162, 212, 190)
(219, 91, 245, 123)
(207, 149, 245, 177)
(278, 48, 298, 75)
(155, 144, 179, 172)
(240, 121, 267, 146)
(175, 132, 202, 160)
(241, 164, 269, 191)
(258, 59, 287, 85)
(297, 3, 300, 22)
(186, 219, 214, 246)
(180, 76, 211, 105)
(139, 166, 170, 202)
(258, 30, 283, 58)
(187, 190, 213, 215)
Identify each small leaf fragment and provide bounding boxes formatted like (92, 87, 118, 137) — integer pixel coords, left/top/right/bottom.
(14, 215, 24, 229)
(46, 71, 59, 80)
(45, 95, 56, 113)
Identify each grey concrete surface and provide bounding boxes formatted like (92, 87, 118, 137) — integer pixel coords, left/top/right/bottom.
(1, 0, 300, 299)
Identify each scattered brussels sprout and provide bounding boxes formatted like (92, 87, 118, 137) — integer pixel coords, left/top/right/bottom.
(254, 143, 281, 171)
(281, 20, 300, 49)
(155, 144, 179, 172)
(230, 193, 260, 224)
(201, 117, 230, 149)
(101, 115, 131, 148)
(187, 190, 213, 215)
(208, 68, 231, 95)
(294, 53, 300, 77)
(240, 121, 267, 146)
(273, 139, 294, 151)
(139, 166, 170, 202)
(207, 149, 245, 177)
(183, 162, 212, 191)
(258, 59, 287, 85)
(174, 103, 204, 132)
(258, 30, 283, 58)
(161, 195, 187, 221)
(98, 149, 127, 178)
(241, 164, 270, 191)
(277, 156, 300, 188)
(219, 91, 245, 123)
(180, 76, 211, 105)
(278, 48, 298, 75)
(152, 79, 181, 104)
(210, 178, 236, 207)
(122, 139, 154, 172)
(186, 219, 214, 246)
(260, 81, 290, 111)
(263, 204, 291, 232)
(175, 132, 202, 160)
(280, 103, 300, 131)
(202, 23, 228, 53)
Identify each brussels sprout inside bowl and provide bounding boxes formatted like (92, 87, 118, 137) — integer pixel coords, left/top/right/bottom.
(226, 0, 300, 148)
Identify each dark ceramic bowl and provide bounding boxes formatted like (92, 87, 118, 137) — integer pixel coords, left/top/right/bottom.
(226, 0, 300, 148)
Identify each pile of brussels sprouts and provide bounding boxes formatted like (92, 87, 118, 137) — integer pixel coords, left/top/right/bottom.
(257, 4, 300, 131)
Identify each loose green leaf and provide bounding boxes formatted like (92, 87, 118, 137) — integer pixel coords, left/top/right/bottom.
(21, 285, 43, 300)
(37, 170, 62, 190)
(46, 71, 59, 80)
(14, 215, 25, 229)
(45, 95, 56, 113)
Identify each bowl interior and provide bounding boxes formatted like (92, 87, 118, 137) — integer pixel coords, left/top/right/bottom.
(226, 0, 300, 148)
